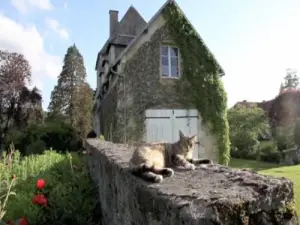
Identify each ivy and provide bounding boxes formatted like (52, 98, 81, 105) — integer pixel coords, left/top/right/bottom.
(163, 3, 230, 165)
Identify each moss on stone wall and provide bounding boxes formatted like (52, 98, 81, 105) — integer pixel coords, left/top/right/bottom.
(162, 3, 230, 165)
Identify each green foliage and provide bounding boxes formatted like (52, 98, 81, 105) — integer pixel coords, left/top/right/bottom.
(282, 68, 299, 89)
(163, 3, 230, 165)
(25, 139, 47, 155)
(0, 150, 99, 225)
(230, 132, 260, 160)
(48, 44, 93, 139)
(275, 125, 295, 151)
(259, 141, 281, 163)
(294, 118, 300, 147)
(4, 121, 82, 155)
(228, 105, 270, 160)
(99, 134, 105, 140)
(0, 49, 43, 147)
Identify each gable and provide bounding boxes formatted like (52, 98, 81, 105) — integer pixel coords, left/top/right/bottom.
(113, 0, 225, 75)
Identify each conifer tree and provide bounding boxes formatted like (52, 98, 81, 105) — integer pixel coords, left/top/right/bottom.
(48, 44, 93, 138)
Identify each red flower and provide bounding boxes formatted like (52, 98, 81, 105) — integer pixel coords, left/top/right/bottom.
(19, 217, 28, 225)
(36, 179, 46, 189)
(32, 194, 48, 206)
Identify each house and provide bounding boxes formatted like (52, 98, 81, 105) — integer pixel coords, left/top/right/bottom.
(92, 0, 226, 162)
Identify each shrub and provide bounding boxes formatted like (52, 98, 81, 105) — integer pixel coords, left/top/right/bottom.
(5, 121, 82, 155)
(228, 105, 270, 160)
(25, 139, 47, 155)
(259, 141, 282, 163)
(38, 121, 82, 152)
(274, 125, 295, 151)
(0, 150, 99, 225)
(230, 131, 260, 160)
(294, 117, 300, 148)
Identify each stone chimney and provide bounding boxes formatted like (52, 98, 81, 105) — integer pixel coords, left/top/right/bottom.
(109, 10, 119, 37)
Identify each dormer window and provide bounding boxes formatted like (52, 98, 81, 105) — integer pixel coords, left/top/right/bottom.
(160, 45, 180, 78)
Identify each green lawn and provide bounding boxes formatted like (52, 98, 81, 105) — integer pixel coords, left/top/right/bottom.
(229, 158, 300, 217)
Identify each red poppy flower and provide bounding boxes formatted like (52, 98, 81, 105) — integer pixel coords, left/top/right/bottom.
(19, 216, 28, 225)
(32, 194, 48, 206)
(36, 179, 46, 189)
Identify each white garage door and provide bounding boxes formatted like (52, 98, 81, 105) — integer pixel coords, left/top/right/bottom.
(145, 109, 200, 158)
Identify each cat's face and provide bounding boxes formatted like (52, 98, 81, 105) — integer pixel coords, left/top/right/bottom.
(178, 130, 197, 154)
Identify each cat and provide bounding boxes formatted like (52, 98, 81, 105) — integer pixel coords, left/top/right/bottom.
(129, 130, 213, 183)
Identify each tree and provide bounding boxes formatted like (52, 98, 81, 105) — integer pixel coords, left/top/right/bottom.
(294, 118, 300, 148)
(74, 82, 94, 138)
(13, 86, 43, 128)
(279, 82, 284, 94)
(228, 105, 270, 159)
(282, 68, 299, 89)
(0, 50, 38, 149)
(48, 44, 93, 138)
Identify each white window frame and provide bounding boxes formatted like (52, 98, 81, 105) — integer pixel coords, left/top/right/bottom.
(160, 45, 180, 78)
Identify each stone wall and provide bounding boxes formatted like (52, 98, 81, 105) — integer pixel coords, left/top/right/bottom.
(85, 138, 298, 225)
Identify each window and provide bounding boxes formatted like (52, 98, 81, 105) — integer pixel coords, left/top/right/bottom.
(160, 46, 179, 78)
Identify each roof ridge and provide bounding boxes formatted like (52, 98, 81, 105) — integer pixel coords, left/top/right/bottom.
(119, 5, 146, 25)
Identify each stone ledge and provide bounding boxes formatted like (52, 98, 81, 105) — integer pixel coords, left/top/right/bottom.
(85, 139, 298, 225)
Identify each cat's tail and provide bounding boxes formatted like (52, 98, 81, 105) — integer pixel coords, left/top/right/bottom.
(129, 162, 163, 183)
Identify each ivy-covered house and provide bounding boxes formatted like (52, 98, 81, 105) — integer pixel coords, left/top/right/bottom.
(93, 0, 230, 165)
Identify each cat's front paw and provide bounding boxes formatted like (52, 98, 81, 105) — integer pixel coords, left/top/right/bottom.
(154, 175, 164, 183)
(162, 168, 174, 177)
(186, 163, 195, 170)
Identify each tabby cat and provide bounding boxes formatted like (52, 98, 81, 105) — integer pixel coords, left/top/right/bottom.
(129, 130, 213, 183)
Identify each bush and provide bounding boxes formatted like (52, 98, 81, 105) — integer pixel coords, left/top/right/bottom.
(5, 121, 82, 155)
(230, 131, 260, 160)
(0, 150, 99, 225)
(274, 125, 295, 151)
(228, 105, 270, 160)
(25, 139, 47, 155)
(259, 141, 282, 163)
(294, 117, 300, 148)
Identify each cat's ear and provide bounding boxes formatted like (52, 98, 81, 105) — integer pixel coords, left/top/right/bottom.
(190, 135, 197, 143)
(179, 130, 185, 140)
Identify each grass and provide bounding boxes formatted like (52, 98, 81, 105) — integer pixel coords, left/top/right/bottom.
(230, 158, 300, 217)
(0, 149, 99, 225)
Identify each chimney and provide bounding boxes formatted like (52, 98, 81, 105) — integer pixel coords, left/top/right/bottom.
(109, 10, 119, 37)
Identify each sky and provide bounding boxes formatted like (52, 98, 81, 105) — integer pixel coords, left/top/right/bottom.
(1, 0, 300, 110)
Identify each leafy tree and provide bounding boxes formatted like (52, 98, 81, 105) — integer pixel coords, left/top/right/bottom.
(74, 82, 94, 138)
(294, 118, 300, 148)
(13, 86, 43, 128)
(275, 125, 295, 151)
(228, 105, 270, 159)
(282, 68, 299, 89)
(0, 50, 42, 149)
(279, 82, 284, 94)
(48, 44, 93, 138)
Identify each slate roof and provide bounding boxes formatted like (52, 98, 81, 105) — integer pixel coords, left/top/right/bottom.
(95, 6, 146, 70)
(111, 0, 225, 75)
(96, 0, 225, 76)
